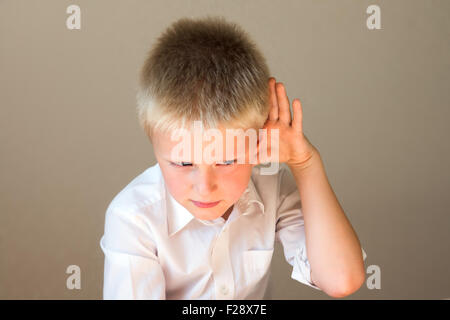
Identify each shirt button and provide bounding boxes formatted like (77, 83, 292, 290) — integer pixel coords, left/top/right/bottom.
(220, 285, 229, 295)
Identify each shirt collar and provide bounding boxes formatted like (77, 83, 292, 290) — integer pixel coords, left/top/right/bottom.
(164, 176, 265, 238)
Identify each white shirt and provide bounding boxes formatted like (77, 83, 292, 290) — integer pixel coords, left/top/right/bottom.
(100, 162, 357, 299)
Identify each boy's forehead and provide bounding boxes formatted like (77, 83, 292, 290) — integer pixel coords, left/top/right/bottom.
(154, 125, 257, 161)
(157, 125, 257, 141)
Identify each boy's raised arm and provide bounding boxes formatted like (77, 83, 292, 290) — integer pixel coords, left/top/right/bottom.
(287, 148, 365, 298)
(258, 77, 365, 298)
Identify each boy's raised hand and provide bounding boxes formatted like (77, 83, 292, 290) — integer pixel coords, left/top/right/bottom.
(255, 77, 317, 168)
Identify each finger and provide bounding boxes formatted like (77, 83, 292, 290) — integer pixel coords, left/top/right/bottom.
(276, 82, 291, 124)
(292, 98, 303, 133)
(268, 77, 278, 120)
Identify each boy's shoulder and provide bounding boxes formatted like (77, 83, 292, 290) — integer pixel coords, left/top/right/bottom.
(106, 163, 165, 214)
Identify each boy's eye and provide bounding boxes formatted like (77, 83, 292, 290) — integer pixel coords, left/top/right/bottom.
(216, 159, 236, 166)
(171, 159, 236, 167)
(172, 161, 192, 167)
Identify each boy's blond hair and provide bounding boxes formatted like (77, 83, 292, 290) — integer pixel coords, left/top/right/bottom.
(136, 15, 271, 139)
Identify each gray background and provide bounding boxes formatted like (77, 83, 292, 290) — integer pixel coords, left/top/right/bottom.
(1, 0, 449, 299)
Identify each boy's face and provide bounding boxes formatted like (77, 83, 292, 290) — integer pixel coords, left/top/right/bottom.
(151, 124, 257, 221)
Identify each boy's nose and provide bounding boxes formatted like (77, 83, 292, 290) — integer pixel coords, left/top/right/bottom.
(193, 166, 218, 197)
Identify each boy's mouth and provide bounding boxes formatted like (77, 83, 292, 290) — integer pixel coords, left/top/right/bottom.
(191, 200, 221, 208)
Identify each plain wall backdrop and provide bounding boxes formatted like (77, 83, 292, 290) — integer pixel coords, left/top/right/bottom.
(1, 0, 449, 299)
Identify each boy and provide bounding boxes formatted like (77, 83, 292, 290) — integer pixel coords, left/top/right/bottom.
(100, 16, 366, 299)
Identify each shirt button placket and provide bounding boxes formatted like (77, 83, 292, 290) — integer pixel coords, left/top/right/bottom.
(220, 284, 229, 296)
(211, 225, 235, 299)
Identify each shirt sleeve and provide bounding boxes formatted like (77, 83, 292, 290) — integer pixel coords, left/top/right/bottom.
(274, 164, 322, 291)
(100, 205, 166, 299)
(275, 165, 366, 292)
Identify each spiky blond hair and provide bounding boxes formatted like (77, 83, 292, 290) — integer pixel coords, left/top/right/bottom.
(136, 15, 271, 139)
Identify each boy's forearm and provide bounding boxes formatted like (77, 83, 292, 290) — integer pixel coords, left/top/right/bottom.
(287, 148, 365, 297)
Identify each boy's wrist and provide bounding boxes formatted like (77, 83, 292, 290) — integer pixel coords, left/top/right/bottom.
(286, 146, 321, 173)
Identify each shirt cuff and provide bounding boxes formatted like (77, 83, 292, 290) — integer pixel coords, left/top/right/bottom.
(290, 246, 322, 291)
